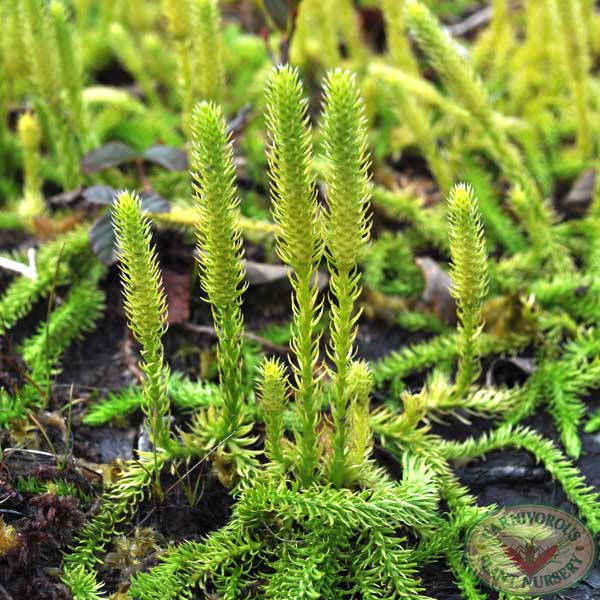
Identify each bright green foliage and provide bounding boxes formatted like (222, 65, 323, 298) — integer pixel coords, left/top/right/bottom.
(381, 0, 418, 74)
(405, 0, 557, 264)
(447, 184, 489, 395)
(320, 68, 371, 487)
(83, 385, 143, 426)
(161, 0, 193, 39)
(264, 64, 323, 485)
(161, 0, 195, 137)
(161, 0, 224, 137)
(109, 22, 161, 108)
(505, 332, 600, 459)
(346, 360, 374, 485)
(371, 185, 448, 251)
(374, 64, 453, 192)
(0, 264, 104, 427)
(61, 565, 105, 600)
(372, 331, 529, 395)
(191, 101, 247, 437)
(49, 1, 87, 146)
(507, 185, 562, 268)
(18, 265, 104, 387)
(404, 1, 492, 128)
(130, 457, 438, 599)
(83, 374, 219, 426)
(16, 476, 92, 506)
(0, 228, 89, 336)
(556, 0, 592, 157)
(112, 191, 170, 452)
(20, 0, 80, 188)
(361, 231, 424, 299)
(0, 4, 598, 599)
(291, 0, 341, 69)
(472, 0, 512, 76)
(441, 423, 600, 533)
(462, 161, 526, 254)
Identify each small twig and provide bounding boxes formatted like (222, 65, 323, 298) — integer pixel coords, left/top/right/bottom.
(447, 6, 493, 37)
(228, 103, 253, 136)
(0, 509, 24, 519)
(3, 447, 57, 460)
(26, 410, 57, 459)
(261, 26, 277, 64)
(263, 520, 301, 544)
(279, 8, 298, 65)
(136, 158, 152, 192)
(0, 581, 14, 600)
(180, 322, 289, 354)
(0, 353, 47, 399)
(0, 247, 37, 280)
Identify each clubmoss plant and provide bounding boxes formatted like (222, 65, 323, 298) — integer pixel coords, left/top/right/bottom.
(49, 1, 87, 147)
(1, 262, 104, 427)
(112, 191, 171, 475)
(2, 3, 600, 598)
(556, 0, 592, 157)
(162, 0, 224, 138)
(191, 101, 247, 439)
(20, 0, 81, 188)
(108, 22, 161, 108)
(195, 0, 225, 105)
(377, 65, 453, 192)
(264, 64, 323, 486)
(256, 357, 289, 469)
(447, 184, 488, 396)
(320, 68, 371, 487)
(0, 227, 91, 337)
(404, 0, 569, 274)
(161, 0, 195, 137)
(17, 111, 45, 221)
(381, 0, 418, 74)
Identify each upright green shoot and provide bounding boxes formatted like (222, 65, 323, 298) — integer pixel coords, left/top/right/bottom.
(321, 69, 371, 487)
(20, 0, 80, 189)
(264, 65, 323, 486)
(556, 0, 592, 157)
(17, 111, 45, 221)
(195, 0, 225, 105)
(161, 0, 195, 138)
(381, 0, 418, 74)
(257, 357, 289, 470)
(346, 360, 374, 485)
(49, 1, 86, 146)
(112, 191, 170, 483)
(191, 102, 247, 437)
(447, 184, 488, 396)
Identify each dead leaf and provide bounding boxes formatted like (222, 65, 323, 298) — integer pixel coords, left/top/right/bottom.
(33, 214, 83, 240)
(244, 260, 290, 286)
(163, 270, 191, 325)
(562, 168, 596, 218)
(486, 356, 536, 387)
